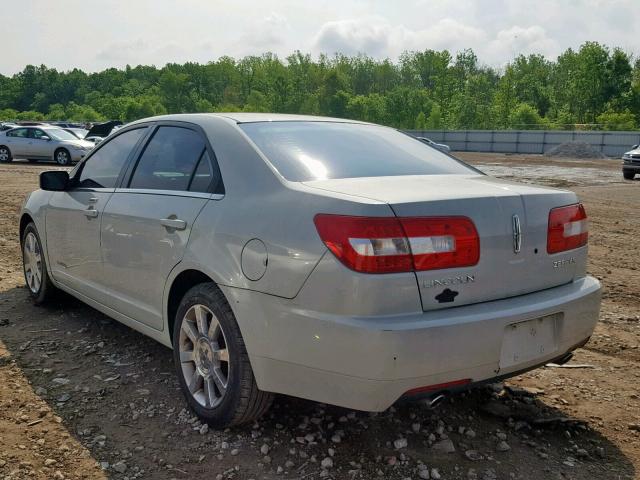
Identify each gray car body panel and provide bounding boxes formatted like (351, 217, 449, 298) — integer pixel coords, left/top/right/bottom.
(20, 113, 602, 410)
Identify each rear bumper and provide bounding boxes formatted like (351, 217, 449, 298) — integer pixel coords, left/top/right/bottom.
(222, 276, 601, 411)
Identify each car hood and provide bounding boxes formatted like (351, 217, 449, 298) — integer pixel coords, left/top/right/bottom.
(60, 139, 95, 149)
(624, 148, 640, 156)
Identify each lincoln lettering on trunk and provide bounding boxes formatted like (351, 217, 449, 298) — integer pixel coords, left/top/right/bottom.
(423, 275, 476, 289)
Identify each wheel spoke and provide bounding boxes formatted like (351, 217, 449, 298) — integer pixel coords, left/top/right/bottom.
(194, 305, 208, 335)
(208, 314, 220, 338)
(182, 320, 199, 343)
(188, 369, 203, 394)
(212, 367, 227, 395)
(216, 347, 229, 363)
(204, 377, 216, 407)
(180, 350, 194, 363)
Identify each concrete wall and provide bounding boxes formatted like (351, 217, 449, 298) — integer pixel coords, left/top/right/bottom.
(406, 130, 640, 157)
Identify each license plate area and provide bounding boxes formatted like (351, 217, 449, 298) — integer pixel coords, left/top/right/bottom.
(499, 313, 561, 369)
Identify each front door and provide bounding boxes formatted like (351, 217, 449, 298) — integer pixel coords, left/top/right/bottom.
(29, 128, 54, 159)
(45, 127, 148, 302)
(100, 125, 219, 330)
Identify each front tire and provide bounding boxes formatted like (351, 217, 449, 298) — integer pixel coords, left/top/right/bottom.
(54, 148, 71, 166)
(22, 223, 57, 304)
(173, 283, 273, 428)
(623, 170, 635, 180)
(0, 146, 12, 163)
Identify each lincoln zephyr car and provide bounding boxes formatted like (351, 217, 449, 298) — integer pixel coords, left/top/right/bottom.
(20, 113, 601, 427)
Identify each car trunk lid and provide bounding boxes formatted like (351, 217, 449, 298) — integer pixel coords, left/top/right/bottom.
(303, 174, 586, 311)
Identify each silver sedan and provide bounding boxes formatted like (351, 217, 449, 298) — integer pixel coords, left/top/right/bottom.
(0, 125, 94, 165)
(19, 113, 601, 427)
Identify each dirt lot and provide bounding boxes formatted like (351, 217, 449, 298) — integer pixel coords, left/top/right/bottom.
(0, 154, 638, 480)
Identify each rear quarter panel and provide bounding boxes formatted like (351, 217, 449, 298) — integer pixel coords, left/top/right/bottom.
(180, 117, 400, 299)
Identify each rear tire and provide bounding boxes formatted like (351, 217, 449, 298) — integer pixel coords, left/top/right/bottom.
(623, 170, 635, 180)
(0, 146, 12, 163)
(173, 283, 273, 428)
(54, 148, 71, 166)
(22, 223, 57, 305)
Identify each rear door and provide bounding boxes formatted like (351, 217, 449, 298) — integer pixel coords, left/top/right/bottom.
(46, 127, 148, 301)
(100, 123, 221, 330)
(5, 128, 30, 157)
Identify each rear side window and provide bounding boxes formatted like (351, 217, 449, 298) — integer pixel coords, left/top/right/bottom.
(7, 128, 28, 138)
(129, 126, 205, 192)
(240, 122, 475, 181)
(189, 151, 215, 193)
(77, 128, 146, 189)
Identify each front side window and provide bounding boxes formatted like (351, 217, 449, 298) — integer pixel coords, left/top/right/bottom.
(129, 126, 205, 191)
(7, 128, 28, 138)
(30, 129, 49, 140)
(240, 122, 476, 182)
(77, 128, 146, 189)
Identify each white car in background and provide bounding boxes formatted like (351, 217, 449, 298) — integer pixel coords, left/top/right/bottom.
(0, 125, 94, 165)
(417, 136, 451, 153)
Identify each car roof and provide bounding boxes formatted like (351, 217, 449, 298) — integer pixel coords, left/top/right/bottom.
(128, 112, 371, 126)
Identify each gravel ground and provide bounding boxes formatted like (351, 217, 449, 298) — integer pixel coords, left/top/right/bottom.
(0, 154, 638, 480)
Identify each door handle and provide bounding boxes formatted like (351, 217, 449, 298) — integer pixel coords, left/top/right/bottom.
(160, 218, 187, 230)
(88, 196, 98, 203)
(84, 208, 98, 218)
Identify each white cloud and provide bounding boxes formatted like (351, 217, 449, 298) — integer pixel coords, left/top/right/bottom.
(486, 25, 561, 65)
(0, 0, 638, 75)
(313, 17, 486, 58)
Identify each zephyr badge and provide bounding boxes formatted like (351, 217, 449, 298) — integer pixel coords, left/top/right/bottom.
(512, 214, 522, 254)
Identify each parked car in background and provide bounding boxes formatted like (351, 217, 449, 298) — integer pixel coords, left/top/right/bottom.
(84, 120, 124, 145)
(20, 113, 601, 428)
(0, 125, 94, 165)
(417, 136, 451, 153)
(0, 122, 18, 132)
(64, 128, 89, 139)
(622, 144, 640, 180)
(50, 122, 85, 129)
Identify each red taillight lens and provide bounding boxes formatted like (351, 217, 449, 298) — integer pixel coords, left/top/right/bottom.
(547, 203, 588, 254)
(400, 217, 480, 271)
(313, 214, 480, 273)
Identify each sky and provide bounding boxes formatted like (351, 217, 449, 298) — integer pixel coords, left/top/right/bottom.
(0, 0, 637, 76)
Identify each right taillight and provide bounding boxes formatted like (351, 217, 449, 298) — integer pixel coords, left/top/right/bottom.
(313, 214, 479, 274)
(547, 203, 588, 254)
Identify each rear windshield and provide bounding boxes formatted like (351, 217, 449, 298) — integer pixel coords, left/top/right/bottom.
(239, 121, 475, 181)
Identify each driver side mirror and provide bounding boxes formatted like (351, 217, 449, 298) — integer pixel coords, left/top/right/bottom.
(40, 171, 69, 191)
(41, 135, 51, 141)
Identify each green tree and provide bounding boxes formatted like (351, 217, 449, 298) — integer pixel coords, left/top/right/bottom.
(596, 110, 637, 130)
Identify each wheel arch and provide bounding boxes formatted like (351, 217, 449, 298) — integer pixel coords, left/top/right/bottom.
(19, 213, 35, 245)
(166, 268, 218, 344)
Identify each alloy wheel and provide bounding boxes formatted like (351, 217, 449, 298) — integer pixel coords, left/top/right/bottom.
(178, 304, 230, 408)
(0, 147, 9, 162)
(56, 150, 70, 165)
(23, 232, 42, 294)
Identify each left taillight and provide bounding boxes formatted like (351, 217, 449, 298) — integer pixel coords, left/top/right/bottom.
(547, 203, 588, 254)
(313, 214, 480, 274)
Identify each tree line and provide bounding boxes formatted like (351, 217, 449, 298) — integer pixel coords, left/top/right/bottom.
(0, 41, 638, 131)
